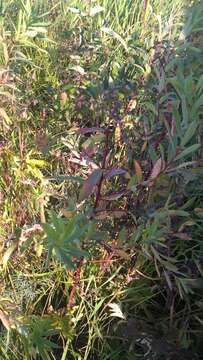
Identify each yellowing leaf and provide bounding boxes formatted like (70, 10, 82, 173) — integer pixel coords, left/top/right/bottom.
(2, 243, 17, 269)
(0, 108, 12, 125)
(61, 209, 75, 218)
(26, 159, 46, 167)
(134, 160, 143, 183)
(115, 124, 121, 143)
(2, 43, 9, 65)
(35, 243, 43, 257)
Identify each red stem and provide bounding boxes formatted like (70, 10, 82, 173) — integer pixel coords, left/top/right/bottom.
(94, 130, 109, 210)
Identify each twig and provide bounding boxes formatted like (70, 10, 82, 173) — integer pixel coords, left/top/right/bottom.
(68, 257, 84, 308)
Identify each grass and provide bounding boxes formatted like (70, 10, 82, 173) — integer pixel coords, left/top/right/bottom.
(0, 0, 203, 359)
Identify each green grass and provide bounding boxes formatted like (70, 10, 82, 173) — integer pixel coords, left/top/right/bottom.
(0, 0, 203, 359)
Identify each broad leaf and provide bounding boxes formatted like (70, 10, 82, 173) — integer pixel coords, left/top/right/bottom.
(79, 169, 103, 201)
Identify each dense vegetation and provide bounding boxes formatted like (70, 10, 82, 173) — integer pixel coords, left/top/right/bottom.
(0, 0, 203, 359)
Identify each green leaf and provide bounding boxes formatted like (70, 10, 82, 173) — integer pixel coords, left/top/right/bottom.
(181, 96, 188, 128)
(161, 260, 179, 273)
(175, 144, 200, 161)
(168, 210, 189, 217)
(197, 74, 203, 94)
(52, 213, 65, 235)
(172, 103, 182, 139)
(181, 121, 198, 147)
(43, 223, 56, 242)
(191, 94, 203, 118)
(65, 247, 89, 258)
(148, 145, 158, 162)
(54, 248, 75, 269)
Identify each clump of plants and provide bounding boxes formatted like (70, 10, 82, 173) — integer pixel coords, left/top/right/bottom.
(0, 0, 203, 359)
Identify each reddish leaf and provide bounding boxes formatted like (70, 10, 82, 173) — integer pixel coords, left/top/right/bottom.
(104, 167, 126, 179)
(94, 209, 126, 220)
(79, 169, 103, 201)
(76, 127, 105, 135)
(150, 158, 162, 179)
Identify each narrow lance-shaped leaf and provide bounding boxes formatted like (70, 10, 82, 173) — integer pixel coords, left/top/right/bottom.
(79, 169, 103, 202)
(68, 7, 81, 14)
(93, 209, 126, 220)
(104, 167, 126, 179)
(134, 160, 143, 183)
(175, 144, 200, 161)
(191, 94, 203, 118)
(102, 189, 129, 201)
(77, 127, 105, 134)
(0, 108, 12, 125)
(181, 121, 198, 147)
(150, 158, 162, 179)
